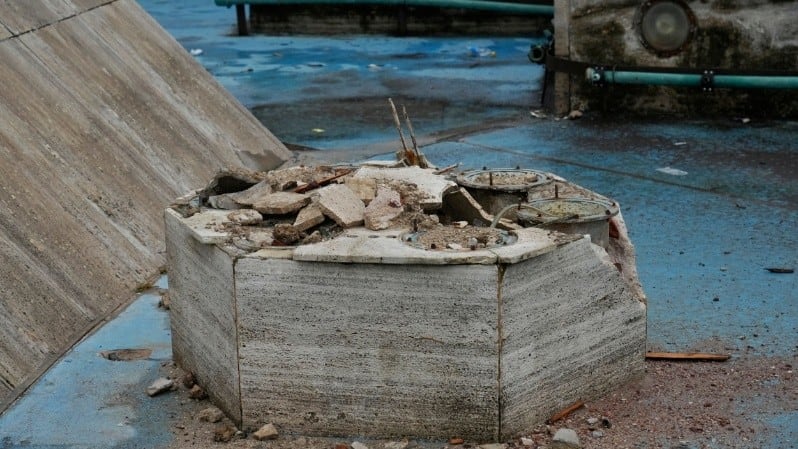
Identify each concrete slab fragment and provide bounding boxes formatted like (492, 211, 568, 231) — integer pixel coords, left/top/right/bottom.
(364, 187, 403, 231)
(293, 204, 325, 232)
(253, 191, 310, 215)
(354, 166, 457, 211)
(345, 176, 377, 205)
(228, 180, 273, 206)
(315, 184, 365, 228)
(293, 228, 498, 265)
(441, 187, 495, 227)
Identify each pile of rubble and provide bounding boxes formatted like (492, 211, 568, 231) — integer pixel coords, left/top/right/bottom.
(171, 163, 511, 252)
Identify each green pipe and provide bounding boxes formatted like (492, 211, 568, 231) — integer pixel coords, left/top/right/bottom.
(586, 67, 798, 89)
(215, 0, 554, 16)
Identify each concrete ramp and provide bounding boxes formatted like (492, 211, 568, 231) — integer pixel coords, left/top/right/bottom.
(0, 0, 291, 409)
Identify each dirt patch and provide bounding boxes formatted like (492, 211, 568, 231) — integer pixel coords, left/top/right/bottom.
(160, 352, 796, 449)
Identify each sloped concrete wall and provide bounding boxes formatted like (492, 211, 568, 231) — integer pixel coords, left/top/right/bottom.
(0, 0, 291, 409)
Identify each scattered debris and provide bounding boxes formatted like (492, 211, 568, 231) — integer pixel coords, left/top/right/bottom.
(765, 267, 794, 274)
(547, 400, 585, 424)
(383, 441, 409, 449)
(645, 352, 730, 362)
(189, 48, 203, 56)
(520, 436, 535, 446)
(146, 377, 174, 397)
(99, 348, 151, 361)
(252, 191, 310, 215)
(253, 423, 279, 440)
(479, 443, 506, 449)
(656, 166, 689, 176)
(272, 223, 302, 245)
(449, 437, 465, 444)
(198, 406, 225, 423)
(227, 209, 262, 225)
(351, 441, 369, 449)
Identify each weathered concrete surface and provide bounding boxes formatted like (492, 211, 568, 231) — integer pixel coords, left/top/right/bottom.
(554, 0, 798, 116)
(500, 237, 646, 437)
(235, 257, 500, 440)
(165, 210, 242, 423)
(0, 0, 290, 409)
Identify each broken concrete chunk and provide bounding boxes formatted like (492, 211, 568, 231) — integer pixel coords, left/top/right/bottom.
(301, 230, 323, 245)
(207, 194, 240, 210)
(188, 384, 207, 399)
(345, 177, 377, 205)
(441, 187, 495, 228)
(146, 377, 174, 397)
(351, 442, 368, 449)
(364, 187, 403, 231)
(252, 192, 310, 215)
(294, 204, 325, 232)
(354, 166, 457, 210)
(198, 406, 225, 423)
(316, 184, 365, 228)
(384, 441, 409, 449)
(229, 180, 273, 206)
(227, 209, 263, 225)
(253, 423, 279, 441)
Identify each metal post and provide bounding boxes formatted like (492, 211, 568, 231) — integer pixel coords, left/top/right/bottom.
(236, 4, 249, 36)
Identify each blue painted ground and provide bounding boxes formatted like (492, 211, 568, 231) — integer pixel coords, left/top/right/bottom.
(0, 278, 171, 449)
(0, 1, 794, 447)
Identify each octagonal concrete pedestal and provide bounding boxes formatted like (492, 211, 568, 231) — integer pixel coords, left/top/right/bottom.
(165, 208, 646, 441)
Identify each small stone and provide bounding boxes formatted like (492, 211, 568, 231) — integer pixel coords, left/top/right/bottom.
(551, 428, 580, 448)
(479, 444, 506, 449)
(351, 442, 369, 449)
(567, 109, 583, 120)
(520, 437, 534, 446)
(213, 424, 236, 442)
(273, 223, 302, 245)
(449, 437, 465, 444)
(334, 444, 350, 449)
(253, 423, 279, 441)
(446, 243, 463, 250)
(383, 440, 409, 449)
(227, 209, 262, 225)
(181, 372, 195, 388)
(591, 430, 604, 438)
(452, 220, 468, 228)
(301, 230, 323, 245)
(198, 406, 224, 423)
(158, 292, 170, 310)
(188, 384, 207, 400)
(146, 377, 174, 397)
(252, 191, 310, 215)
(586, 417, 599, 425)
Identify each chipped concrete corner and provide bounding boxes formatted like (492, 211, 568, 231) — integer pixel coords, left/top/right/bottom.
(165, 164, 647, 441)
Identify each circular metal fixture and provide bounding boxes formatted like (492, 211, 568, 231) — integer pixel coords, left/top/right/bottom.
(636, 0, 696, 57)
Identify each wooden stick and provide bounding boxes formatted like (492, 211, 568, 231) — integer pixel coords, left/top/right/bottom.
(401, 104, 420, 159)
(645, 352, 730, 362)
(388, 98, 408, 152)
(546, 400, 584, 424)
(293, 169, 353, 194)
(433, 163, 460, 175)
